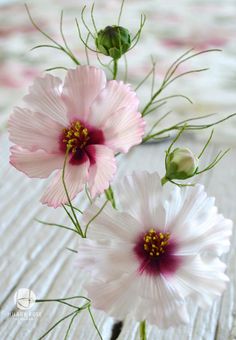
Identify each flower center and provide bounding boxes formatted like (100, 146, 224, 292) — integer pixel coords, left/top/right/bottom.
(143, 229, 170, 257)
(134, 228, 181, 276)
(63, 121, 90, 154)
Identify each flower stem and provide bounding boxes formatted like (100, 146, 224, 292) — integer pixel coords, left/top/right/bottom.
(84, 199, 109, 237)
(139, 320, 147, 340)
(88, 306, 103, 340)
(161, 176, 169, 186)
(113, 59, 118, 79)
(62, 149, 84, 237)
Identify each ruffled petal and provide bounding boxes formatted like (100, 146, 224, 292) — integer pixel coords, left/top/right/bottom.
(173, 255, 229, 307)
(165, 184, 213, 232)
(138, 299, 189, 328)
(163, 184, 233, 256)
(83, 270, 188, 328)
(62, 66, 106, 123)
(135, 275, 189, 327)
(10, 146, 64, 178)
(177, 214, 232, 256)
(82, 201, 144, 242)
(41, 159, 89, 207)
(89, 80, 145, 153)
(77, 239, 137, 280)
(85, 273, 141, 320)
(9, 107, 64, 153)
(86, 144, 116, 198)
(23, 74, 68, 125)
(116, 171, 166, 229)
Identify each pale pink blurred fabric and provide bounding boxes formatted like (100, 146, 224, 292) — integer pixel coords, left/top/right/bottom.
(1, 0, 236, 141)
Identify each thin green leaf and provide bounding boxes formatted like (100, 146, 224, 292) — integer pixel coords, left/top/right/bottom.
(147, 111, 172, 136)
(62, 204, 77, 228)
(81, 5, 95, 38)
(64, 311, 79, 340)
(62, 150, 83, 236)
(65, 204, 83, 214)
(35, 218, 79, 234)
(45, 66, 68, 72)
(198, 129, 214, 158)
(91, 3, 98, 34)
(85, 185, 92, 204)
(75, 18, 98, 53)
(38, 310, 78, 340)
(85, 200, 109, 237)
(88, 306, 103, 340)
(118, 0, 125, 25)
(164, 68, 209, 88)
(30, 44, 62, 51)
(152, 94, 193, 105)
(135, 65, 154, 91)
(65, 247, 78, 254)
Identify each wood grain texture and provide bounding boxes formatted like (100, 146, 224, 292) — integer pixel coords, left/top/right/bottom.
(0, 133, 236, 340)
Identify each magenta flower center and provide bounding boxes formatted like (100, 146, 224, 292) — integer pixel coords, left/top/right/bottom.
(143, 229, 170, 257)
(134, 228, 181, 276)
(63, 121, 90, 153)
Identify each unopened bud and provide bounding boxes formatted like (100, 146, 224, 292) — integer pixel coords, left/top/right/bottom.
(95, 26, 131, 59)
(166, 147, 199, 180)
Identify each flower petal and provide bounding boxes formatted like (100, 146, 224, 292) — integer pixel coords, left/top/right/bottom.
(84, 271, 188, 328)
(10, 146, 64, 178)
(173, 255, 229, 307)
(86, 145, 116, 198)
(9, 107, 64, 153)
(116, 171, 166, 229)
(136, 275, 189, 327)
(90, 80, 145, 153)
(85, 273, 141, 320)
(165, 184, 213, 232)
(177, 214, 232, 256)
(163, 184, 233, 256)
(23, 74, 68, 125)
(62, 66, 106, 123)
(77, 239, 137, 280)
(41, 159, 89, 208)
(83, 201, 144, 242)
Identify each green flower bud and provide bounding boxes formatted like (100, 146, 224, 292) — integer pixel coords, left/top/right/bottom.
(95, 26, 131, 59)
(166, 147, 199, 180)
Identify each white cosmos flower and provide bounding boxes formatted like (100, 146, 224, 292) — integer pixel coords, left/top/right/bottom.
(77, 172, 232, 328)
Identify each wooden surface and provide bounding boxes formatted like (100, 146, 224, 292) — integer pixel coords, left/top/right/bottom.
(0, 132, 236, 340)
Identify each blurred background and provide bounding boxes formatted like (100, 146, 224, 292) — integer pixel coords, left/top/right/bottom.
(1, 0, 236, 142)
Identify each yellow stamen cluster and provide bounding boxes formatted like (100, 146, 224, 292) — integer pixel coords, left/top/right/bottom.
(63, 121, 89, 153)
(143, 229, 170, 257)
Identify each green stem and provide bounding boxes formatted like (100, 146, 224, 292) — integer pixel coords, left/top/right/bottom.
(36, 296, 90, 303)
(113, 59, 118, 79)
(64, 311, 79, 340)
(84, 200, 109, 237)
(139, 320, 147, 340)
(88, 306, 103, 340)
(35, 219, 79, 234)
(38, 310, 78, 340)
(62, 149, 84, 237)
(142, 87, 163, 116)
(161, 176, 169, 186)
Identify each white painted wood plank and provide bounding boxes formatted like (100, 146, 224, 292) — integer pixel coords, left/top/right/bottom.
(1, 133, 236, 340)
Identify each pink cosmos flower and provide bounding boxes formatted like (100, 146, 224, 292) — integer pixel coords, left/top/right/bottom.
(77, 172, 232, 328)
(9, 66, 145, 207)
